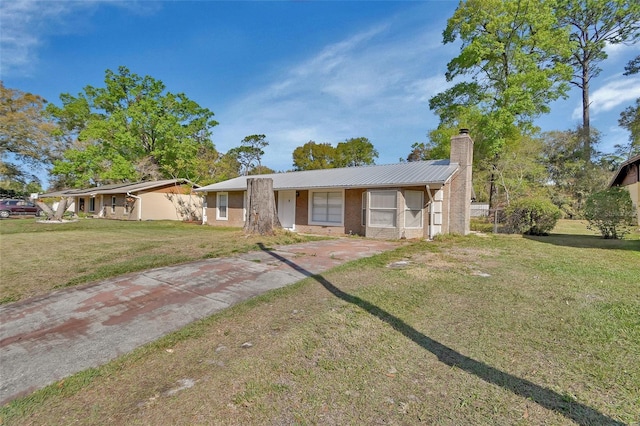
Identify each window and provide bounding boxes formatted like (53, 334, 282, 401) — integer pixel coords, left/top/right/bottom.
(310, 191, 343, 225)
(404, 190, 423, 228)
(89, 197, 95, 212)
(369, 191, 397, 228)
(217, 192, 228, 220)
(111, 196, 116, 213)
(361, 192, 367, 226)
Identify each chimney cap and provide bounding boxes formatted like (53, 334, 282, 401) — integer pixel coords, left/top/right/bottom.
(459, 128, 469, 134)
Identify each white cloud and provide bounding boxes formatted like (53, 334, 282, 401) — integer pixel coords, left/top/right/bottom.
(571, 75, 640, 120)
(604, 41, 640, 60)
(212, 17, 450, 170)
(0, 0, 158, 77)
(0, 0, 65, 75)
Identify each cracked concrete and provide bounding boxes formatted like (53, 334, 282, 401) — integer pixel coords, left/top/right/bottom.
(0, 238, 400, 405)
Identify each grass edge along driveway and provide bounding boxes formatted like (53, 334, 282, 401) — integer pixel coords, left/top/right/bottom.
(1, 221, 638, 424)
(0, 219, 323, 304)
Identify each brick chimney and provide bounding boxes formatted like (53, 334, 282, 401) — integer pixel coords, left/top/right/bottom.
(449, 129, 474, 235)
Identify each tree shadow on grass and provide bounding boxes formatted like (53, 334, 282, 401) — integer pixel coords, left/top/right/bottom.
(525, 234, 640, 251)
(258, 243, 624, 426)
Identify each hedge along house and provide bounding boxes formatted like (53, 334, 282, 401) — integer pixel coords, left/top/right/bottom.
(609, 153, 640, 226)
(196, 131, 474, 239)
(41, 179, 202, 221)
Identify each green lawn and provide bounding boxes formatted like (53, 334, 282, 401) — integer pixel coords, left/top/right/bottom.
(2, 220, 639, 425)
(0, 218, 318, 304)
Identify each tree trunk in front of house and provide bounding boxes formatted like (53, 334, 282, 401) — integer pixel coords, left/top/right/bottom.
(35, 201, 54, 218)
(53, 197, 72, 220)
(244, 178, 281, 235)
(36, 196, 72, 220)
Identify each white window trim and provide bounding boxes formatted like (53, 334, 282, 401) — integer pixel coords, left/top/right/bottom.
(404, 190, 424, 229)
(368, 190, 397, 228)
(216, 192, 228, 221)
(308, 189, 344, 226)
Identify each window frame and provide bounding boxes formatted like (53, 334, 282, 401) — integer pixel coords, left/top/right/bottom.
(368, 190, 397, 228)
(308, 189, 344, 226)
(111, 196, 116, 214)
(243, 191, 247, 222)
(216, 192, 228, 221)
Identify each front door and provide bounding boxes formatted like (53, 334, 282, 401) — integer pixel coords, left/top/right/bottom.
(277, 190, 296, 230)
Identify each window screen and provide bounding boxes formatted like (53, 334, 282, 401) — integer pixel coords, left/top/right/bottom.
(369, 191, 397, 227)
(404, 190, 423, 228)
(311, 191, 342, 224)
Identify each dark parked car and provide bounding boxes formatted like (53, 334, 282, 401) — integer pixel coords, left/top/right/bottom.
(0, 199, 44, 218)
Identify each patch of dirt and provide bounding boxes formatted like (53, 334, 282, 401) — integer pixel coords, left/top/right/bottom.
(404, 247, 501, 280)
(410, 252, 458, 270)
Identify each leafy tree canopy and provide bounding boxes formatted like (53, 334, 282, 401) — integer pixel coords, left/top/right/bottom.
(334, 137, 378, 167)
(433, 0, 573, 157)
(540, 127, 612, 217)
(48, 66, 218, 187)
(227, 134, 269, 176)
(556, 0, 640, 159)
(292, 138, 378, 171)
(618, 55, 640, 158)
(292, 141, 336, 171)
(0, 82, 57, 185)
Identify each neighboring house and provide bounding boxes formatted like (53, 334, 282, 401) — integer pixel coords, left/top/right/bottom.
(195, 130, 474, 239)
(609, 153, 640, 226)
(40, 179, 201, 221)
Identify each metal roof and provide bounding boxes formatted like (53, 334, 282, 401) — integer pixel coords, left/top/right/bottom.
(196, 160, 459, 192)
(40, 179, 198, 197)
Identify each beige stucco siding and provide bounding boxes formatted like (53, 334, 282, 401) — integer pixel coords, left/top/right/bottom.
(73, 184, 201, 221)
(627, 182, 640, 226)
(135, 191, 202, 221)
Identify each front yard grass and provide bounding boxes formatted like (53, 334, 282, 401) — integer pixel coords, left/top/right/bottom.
(1, 220, 638, 424)
(0, 218, 319, 304)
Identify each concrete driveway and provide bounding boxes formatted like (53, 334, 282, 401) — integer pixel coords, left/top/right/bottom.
(0, 238, 401, 406)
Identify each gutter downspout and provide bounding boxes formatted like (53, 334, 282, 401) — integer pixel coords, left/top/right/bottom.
(201, 192, 207, 225)
(127, 192, 142, 221)
(426, 185, 435, 240)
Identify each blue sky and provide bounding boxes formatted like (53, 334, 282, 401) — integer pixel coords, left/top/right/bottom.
(1, 0, 639, 185)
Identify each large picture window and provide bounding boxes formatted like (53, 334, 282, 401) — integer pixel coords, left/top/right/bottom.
(217, 192, 228, 220)
(404, 190, 423, 228)
(310, 191, 343, 225)
(369, 191, 397, 227)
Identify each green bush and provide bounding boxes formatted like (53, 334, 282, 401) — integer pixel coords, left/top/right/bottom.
(584, 187, 635, 239)
(505, 197, 563, 235)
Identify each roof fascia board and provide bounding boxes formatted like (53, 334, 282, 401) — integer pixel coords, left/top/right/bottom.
(609, 154, 640, 187)
(199, 181, 450, 193)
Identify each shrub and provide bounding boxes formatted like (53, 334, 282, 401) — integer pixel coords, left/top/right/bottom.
(505, 197, 562, 235)
(584, 187, 635, 239)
